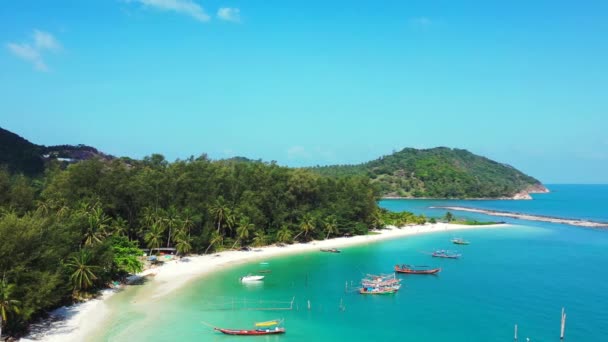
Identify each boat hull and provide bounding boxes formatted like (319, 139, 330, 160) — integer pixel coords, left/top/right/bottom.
(215, 328, 286, 335)
(394, 266, 441, 274)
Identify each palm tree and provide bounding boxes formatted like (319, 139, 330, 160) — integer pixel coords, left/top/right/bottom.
(276, 225, 293, 243)
(0, 277, 21, 340)
(323, 216, 339, 240)
(82, 207, 110, 247)
(204, 230, 224, 254)
(64, 251, 99, 294)
(163, 206, 180, 248)
(145, 222, 165, 255)
(232, 217, 253, 249)
(252, 231, 266, 247)
(294, 214, 315, 241)
(110, 217, 129, 237)
(371, 210, 385, 230)
(209, 198, 229, 234)
(175, 235, 193, 256)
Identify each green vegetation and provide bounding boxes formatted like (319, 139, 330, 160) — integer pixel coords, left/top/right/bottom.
(0, 154, 380, 336)
(376, 208, 427, 228)
(310, 147, 545, 198)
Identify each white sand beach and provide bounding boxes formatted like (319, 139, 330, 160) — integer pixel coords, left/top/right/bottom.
(22, 222, 507, 341)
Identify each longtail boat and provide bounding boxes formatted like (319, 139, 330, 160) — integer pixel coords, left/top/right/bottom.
(451, 238, 470, 245)
(394, 264, 441, 274)
(213, 319, 286, 336)
(320, 248, 341, 253)
(431, 250, 461, 259)
(214, 327, 286, 336)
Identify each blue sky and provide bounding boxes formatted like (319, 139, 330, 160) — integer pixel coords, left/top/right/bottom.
(1, 1, 607, 183)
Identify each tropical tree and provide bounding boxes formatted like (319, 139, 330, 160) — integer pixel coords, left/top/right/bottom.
(276, 225, 293, 243)
(0, 278, 21, 340)
(64, 250, 99, 294)
(82, 206, 110, 247)
(323, 216, 339, 240)
(444, 211, 454, 222)
(145, 222, 165, 255)
(252, 230, 266, 247)
(294, 214, 315, 241)
(110, 217, 129, 237)
(209, 198, 229, 234)
(163, 206, 180, 248)
(232, 217, 253, 249)
(175, 235, 193, 256)
(204, 230, 224, 254)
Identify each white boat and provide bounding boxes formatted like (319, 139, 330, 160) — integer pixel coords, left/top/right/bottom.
(240, 274, 264, 282)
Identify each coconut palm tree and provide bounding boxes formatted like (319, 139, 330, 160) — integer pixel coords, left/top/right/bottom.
(110, 217, 129, 237)
(163, 206, 180, 248)
(175, 235, 193, 256)
(0, 277, 21, 340)
(145, 222, 165, 255)
(209, 198, 229, 234)
(276, 225, 293, 243)
(64, 250, 99, 294)
(204, 230, 224, 254)
(252, 231, 267, 247)
(82, 207, 110, 247)
(294, 214, 315, 241)
(232, 217, 253, 249)
(323, 216, 339, 240)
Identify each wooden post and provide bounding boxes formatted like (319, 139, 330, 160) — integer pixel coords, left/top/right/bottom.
(560, 307, 566, 340)
(514, 324, 518, 341)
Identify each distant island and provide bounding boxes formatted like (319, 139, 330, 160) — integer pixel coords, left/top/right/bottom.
(310, 147, 548, 199)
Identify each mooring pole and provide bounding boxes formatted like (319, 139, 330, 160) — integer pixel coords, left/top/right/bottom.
(560, 307, 566, 340)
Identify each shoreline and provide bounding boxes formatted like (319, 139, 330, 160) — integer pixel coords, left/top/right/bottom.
(22, 222, 508, 342)
(433, 206, 608, 228)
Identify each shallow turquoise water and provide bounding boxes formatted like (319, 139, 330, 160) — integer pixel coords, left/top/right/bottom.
(94, 185, 608, 341)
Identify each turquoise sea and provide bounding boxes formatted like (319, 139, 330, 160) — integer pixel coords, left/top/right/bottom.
(92, 185, 608, 341)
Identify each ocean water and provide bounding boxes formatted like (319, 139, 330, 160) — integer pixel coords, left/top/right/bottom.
(92, 184, 608, 341)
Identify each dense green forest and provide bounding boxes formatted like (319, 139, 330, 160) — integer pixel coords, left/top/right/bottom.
(310, 147, 545, 198)
(0, 154, 393, 337)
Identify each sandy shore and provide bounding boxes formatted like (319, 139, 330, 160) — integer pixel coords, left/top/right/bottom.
(22, 222, 507, 341)
(434, 206, 608, 228)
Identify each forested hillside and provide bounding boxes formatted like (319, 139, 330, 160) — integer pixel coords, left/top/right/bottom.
(311, 147, 546, 198)
(0, 155, 388, 336)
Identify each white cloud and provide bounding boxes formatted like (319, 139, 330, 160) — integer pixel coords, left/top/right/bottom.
(33, 30, 61, 51)
(6, 30, 60, 72)
(217, 7, 240, 22)
(131, 0, 210, 22)
(409, 17, 433, 28)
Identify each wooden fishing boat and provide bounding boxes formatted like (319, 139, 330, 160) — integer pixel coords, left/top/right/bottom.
(320, 248, 341, 253)
(431, 250, 461, 259)
(394, 264, 441, 274)
(214, 327, 286, 335)
(212, 319, 285, 335)
(451, 238, 470, 245)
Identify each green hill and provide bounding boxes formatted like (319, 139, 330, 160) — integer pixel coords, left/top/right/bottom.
(310, 147, 547, 199)
(0, 127, 110, 175)
(0, 127, 44, 175)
